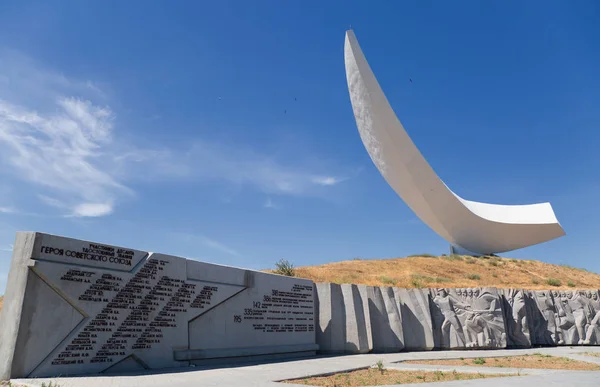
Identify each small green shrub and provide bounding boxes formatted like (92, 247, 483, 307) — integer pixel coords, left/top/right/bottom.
(546, 278, 561, 287)
(411, 278, 424, 288)
(492, 273, 498, 278)
(380, 276, 395, 285)
(472, 357, 486, 365)
(412, 274, 442, 283)
(408, 253, 437, 258)
(274, 259, 295, 277)
(567, 280, 576, 288)
(465, 257, 476, 264)
(445, 254, 463, 261)
(376, 359, 385, 374)
(466, 274, 481, 280)
(532, 278, 540, 285)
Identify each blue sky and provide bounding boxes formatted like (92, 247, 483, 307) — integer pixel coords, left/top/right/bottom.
(1, 1, 599, 293)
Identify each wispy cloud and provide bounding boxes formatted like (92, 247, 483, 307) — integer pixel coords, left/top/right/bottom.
(197, 236, 240, 257)
(0, 50, 350, 217)
(312, 176, 345, 186)
(264, 197, 281, 210)
(0, 207, 15, 214)
(0, 98, 128, 217)
(0, 244, 13, 252)
(174, 233, 240, 257)
(185, 141, 347, 197)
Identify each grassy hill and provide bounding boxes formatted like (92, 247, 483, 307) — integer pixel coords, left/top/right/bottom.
(292, 254, 600, 290)
(0, 256, 596, 316)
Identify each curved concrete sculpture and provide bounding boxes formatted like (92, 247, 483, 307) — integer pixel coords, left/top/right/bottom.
(344, 30, 565, 255)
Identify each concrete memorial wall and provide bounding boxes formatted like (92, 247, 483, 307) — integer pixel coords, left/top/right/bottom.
(498, 289, 534, 348)
(528, 289, 559, 345)
(315, 284, 599, 353)
(551, 289, 600, 345)
(2, 231, 600, 380)
(394, 287, 434, 350)
(366, 286, 404, 353)
(0, 232, 317, 379)
(429, 288, 507, 350)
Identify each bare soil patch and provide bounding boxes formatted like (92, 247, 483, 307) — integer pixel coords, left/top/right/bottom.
(404, 354, 600, 370)
(282, 368, 514, 386)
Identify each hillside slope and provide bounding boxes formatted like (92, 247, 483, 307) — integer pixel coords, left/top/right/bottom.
(294, 255, 600, 290)
(0, 257, 597, 316)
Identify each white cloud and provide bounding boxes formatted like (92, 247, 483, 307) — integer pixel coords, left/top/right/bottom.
(0, 207, 15, 214)
(186, 141, 346, 197)
(71, 203, 113, 217)
(312, 176, 344, 186)
(0, 50, 349, 217)
(264, 197, 280, 210)
(0, 98, 128, 217)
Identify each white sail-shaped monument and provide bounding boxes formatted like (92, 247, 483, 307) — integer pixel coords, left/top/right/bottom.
(344, 30, 565, 255)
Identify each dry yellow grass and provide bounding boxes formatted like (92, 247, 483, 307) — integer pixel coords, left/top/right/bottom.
(404, 354, 600, 370)
(291, 255, 600, 290)
(284, 368, 514, 386)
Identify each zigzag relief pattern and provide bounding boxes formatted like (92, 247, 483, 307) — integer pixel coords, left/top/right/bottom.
(0, 233, 316, 379)
(28, 254, 247, 376)
(315, 285, 600, 354)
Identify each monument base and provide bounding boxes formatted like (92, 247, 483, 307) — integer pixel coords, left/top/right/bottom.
(449, 245, 487, 257)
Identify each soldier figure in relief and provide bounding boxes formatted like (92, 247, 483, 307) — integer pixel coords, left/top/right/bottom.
(505, 289, 529, 345)
(554, 290, 575, 344)
(433, 288, 468, 347)
(455, 288, 463, 302)
(584, 291, 600, 345)
(533, 290, 557, 344)
(463, 288, 500, 347)
(566, 291, 588, 344)
(510, 290, 527, 335)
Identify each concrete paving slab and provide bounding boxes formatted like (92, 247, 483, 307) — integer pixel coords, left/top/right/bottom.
(11, 347, 600, 387)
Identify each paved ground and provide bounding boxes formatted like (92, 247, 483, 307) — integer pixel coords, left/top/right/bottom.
(12, 347, 600, 387)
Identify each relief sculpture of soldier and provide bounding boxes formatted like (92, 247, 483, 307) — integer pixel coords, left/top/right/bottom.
(583, 291, 600, 345)
(508, 290, 528, 339)
(463, 288, 505, 348)
(502, 289, 530, 347)
(567, 290, 589, 345)
(432, 288, 469, 348)
(553, 290, 575, 344)
(532, 290, 558, 344)
(431, 288, 505, 349)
